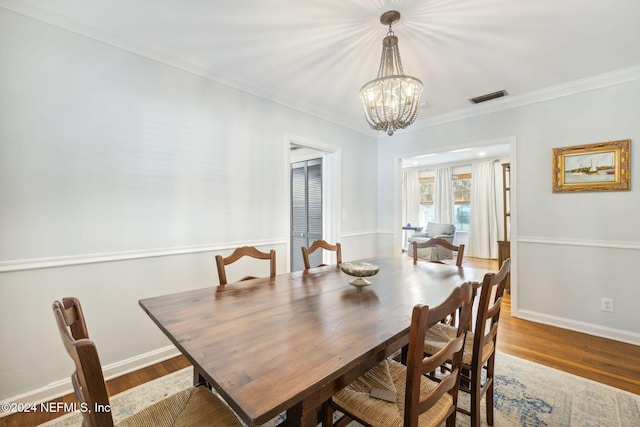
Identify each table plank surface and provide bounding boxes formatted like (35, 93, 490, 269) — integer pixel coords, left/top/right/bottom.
(139, 256, 489, 426)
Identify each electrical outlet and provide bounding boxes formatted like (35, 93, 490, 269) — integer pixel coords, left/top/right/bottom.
(601, 297, 614, 312)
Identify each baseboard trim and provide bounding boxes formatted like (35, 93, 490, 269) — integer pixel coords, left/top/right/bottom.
(0, 345, 180, 417)
(514, 308, 640, 347)
(101, 345, 182, 382)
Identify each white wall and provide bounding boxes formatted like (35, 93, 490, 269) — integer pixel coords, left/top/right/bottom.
(3, 3, 639, 407)
(0, 9, 378, 402)
(377, 78, 640, 346)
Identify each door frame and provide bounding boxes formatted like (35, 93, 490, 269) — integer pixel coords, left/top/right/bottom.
(285, 134, 342, 272)
(290, 158, 323, 271)
(392, 135, 517, 307)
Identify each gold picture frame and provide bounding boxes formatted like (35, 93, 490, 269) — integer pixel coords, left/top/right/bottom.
(552, 139, 630, 193)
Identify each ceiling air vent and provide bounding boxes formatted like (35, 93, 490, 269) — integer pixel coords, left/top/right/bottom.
(469, 90, 508, 104)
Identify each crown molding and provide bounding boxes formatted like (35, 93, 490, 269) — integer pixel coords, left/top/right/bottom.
(0, 0, 213, 73)
(0, 0, 368, 135)
(3, 0, 640, 137)
(411, 65, 640, 130)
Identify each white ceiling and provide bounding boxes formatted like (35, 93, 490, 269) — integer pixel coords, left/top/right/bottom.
(15, 0, 640, 136)
(401, 143, 510, 168)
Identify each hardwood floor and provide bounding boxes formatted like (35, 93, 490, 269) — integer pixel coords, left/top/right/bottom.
(3, 257, 639, 426)
(499, 292, 640, 395)
(0, 356, 191, 427)
(467, 256, 640, 396)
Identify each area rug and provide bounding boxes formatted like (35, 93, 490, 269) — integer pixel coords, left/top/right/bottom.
(40, 352, 640, 426)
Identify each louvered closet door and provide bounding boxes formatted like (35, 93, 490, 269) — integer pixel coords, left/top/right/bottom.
(291, 158, 323, 271)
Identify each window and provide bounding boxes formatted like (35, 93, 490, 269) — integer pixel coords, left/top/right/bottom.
(418, 174, 472, 231)
(418, 177, 434, 226)
(453, 174, 471, 231)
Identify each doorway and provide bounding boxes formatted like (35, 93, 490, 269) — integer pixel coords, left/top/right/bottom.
(286, 136, 341, 272)
(396, 140, 513, 258)
(290, 158, 323, 271)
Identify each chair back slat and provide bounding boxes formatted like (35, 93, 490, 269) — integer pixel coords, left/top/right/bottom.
(53, 298, 114, 427)
(301, 240, 342, 270)
(413, 238, 465, 267)
(471, 258, 511, 369)
(404, 282, 474, 426)
(215, 246, 276, 285)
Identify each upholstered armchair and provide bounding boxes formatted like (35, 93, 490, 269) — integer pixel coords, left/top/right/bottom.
(407, 222, 456, 260)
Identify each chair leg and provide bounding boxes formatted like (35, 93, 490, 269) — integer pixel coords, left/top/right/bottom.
(470, 366, 482, 427)
(445, 411, 457, 427)
(320, 401, 334, 427)
(486, 356, 496, 426)
(193, 369, 210, 389)
(486, 381, 494, 426)
(460, 366, 471, 389)
(335, 416, 353, 427)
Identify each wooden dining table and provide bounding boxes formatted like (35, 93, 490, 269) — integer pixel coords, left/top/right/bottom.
(139, 256, 490, 426)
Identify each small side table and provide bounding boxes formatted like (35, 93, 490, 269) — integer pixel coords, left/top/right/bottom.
(402, 226, 423, 252)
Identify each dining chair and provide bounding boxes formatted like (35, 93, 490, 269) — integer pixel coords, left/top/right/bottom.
(52, 297, 242, 427)
(423, 258, 511, 427)
(301, 239, 342, 270)
(322, 282, 474, 427)
(413, 238, 466, 328)
(413, 238, 465, 267)
(215, 245, 276, 285)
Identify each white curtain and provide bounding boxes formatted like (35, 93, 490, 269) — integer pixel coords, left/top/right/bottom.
(402, 170, 420, 227)
(434, 167, 454, 224)
(468, 161, 499, 258)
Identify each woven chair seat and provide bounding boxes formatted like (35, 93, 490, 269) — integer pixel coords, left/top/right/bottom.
(332, 359, 453, 427)
(424, 323, 494, 366)
(117, 386, 241, 427)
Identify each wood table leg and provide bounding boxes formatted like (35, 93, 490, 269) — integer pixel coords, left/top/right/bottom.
(193, 368, 210, 388)
(283, 398, 319, 427)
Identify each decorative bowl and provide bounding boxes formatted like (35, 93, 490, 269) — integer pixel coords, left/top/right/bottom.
(340, 262, 380, 287)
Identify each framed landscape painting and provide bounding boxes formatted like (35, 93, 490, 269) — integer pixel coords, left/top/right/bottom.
(552, 139, 630, 192)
